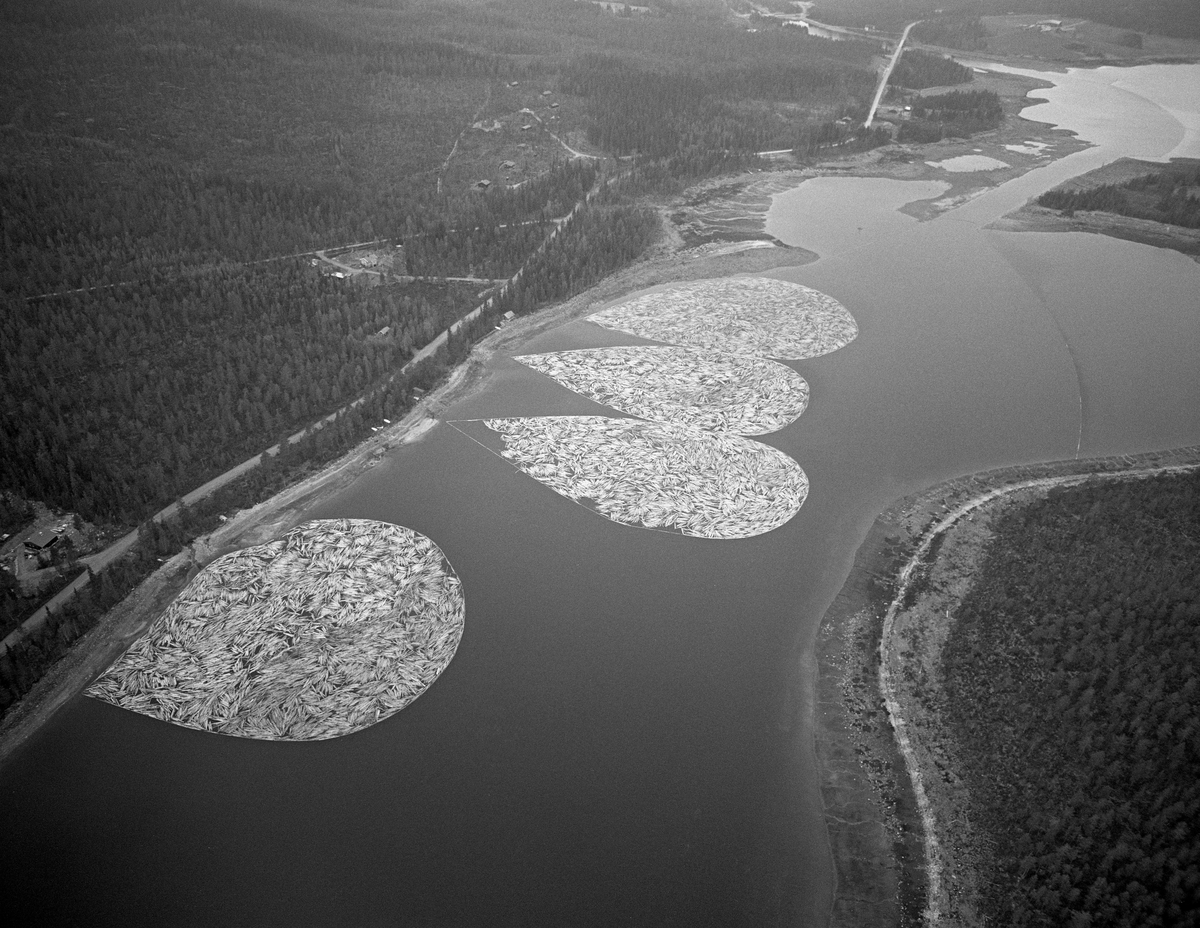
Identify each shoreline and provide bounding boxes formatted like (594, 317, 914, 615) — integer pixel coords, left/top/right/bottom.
(0, 237, 813, 772)
(990, 204, 1200, 262)
(991, 156, 1200, 262)
(816, 445, 1200, 928)
(673, 65, 1095, 244)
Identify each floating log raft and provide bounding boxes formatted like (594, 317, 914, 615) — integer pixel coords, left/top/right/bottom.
(588, 276, 857, 360)
(87, 519, 465, 741)
(513, 346, 809, 436)
(482, 416, 808, 538)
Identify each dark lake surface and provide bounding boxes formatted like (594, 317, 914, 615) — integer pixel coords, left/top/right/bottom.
(1, 64, 1197, 928)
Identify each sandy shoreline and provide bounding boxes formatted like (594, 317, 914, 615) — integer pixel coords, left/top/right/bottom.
(816, 445, 1200, 928)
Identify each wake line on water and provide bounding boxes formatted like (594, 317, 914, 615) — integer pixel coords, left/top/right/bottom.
(988, 238, 1086, 459)
(1050, 311, 1085, 459)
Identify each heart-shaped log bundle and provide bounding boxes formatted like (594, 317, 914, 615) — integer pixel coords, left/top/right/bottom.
(513, 346, 809, 435)
(483, 416, 808, 538)
(588, 276, 857, 360)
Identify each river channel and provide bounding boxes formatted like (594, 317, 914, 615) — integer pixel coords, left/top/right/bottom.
(1, 63, 1197, 928)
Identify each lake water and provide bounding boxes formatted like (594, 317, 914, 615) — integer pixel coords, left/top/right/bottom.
(1, 64, 1197, 928)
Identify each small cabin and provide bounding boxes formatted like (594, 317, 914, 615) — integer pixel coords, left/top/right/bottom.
(24, 529, 60, 552)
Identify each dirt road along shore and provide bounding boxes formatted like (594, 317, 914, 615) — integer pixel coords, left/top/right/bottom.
(816, 445, 1200, 928)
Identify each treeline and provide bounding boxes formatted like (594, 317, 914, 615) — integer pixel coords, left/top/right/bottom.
(911, 15, 990, 51)
(942, 471, 1200, 926)
(1038, 165, 1200, 228)
(559, 53, 878, 160)
(890, 49, 974, 90)
(898, 89, 1002, 143)
(793, 122, 892, 158)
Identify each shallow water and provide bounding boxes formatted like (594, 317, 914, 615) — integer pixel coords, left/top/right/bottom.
(1, 63, 1198, 928)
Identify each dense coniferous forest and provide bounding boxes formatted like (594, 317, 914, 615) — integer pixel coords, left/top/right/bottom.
(942, 472, 1200, 927)
(1, 265, 481, 522)
(890, 49, 974, 90)
(559, 46, 879, 158)
(897, 89, 1002, 142)
(1038, 165, 1200, 229)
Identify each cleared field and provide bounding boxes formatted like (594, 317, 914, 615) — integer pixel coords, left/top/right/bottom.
(87, 520, 464, 741)
(480, 416, 808, 539)
(513, 346, 809, 435)
(588, 277, 857, 360)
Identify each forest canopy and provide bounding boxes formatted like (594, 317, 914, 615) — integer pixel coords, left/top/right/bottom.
(1038, 164, 1200, 229)
(942, 471, 1200, 927)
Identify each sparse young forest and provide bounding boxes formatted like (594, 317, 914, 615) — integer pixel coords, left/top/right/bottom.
(1038, 164, 1200, 228)
(942, 472, 1200, 927)
(558, 31, 881, 163)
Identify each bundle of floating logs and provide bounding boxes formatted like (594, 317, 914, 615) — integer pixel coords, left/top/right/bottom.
(480, 416, 808, 539)
(457, 277, 855, 537)
(513, 346, 809, 436)
(88, 519, 465, 741)
(587, 277, 858, 360)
